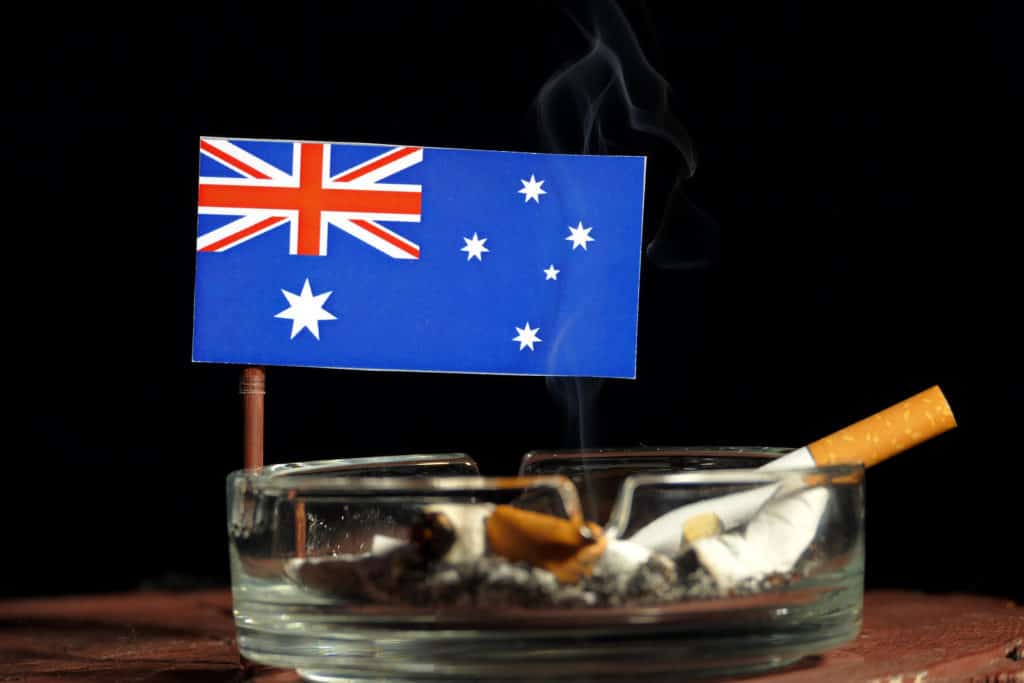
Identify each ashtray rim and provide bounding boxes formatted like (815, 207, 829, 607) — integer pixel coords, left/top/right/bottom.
(229, 448, 864, 494)
(519, 444, 792, 470)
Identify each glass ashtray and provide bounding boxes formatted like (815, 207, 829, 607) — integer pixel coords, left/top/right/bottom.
(227, 449, 864, 681)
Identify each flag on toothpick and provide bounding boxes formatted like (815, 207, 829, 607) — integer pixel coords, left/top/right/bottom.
(192, 137, 646, 378)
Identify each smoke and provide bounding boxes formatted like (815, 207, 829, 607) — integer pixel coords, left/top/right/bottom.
(535, 1, 716, 448)
(533, 1, 695, 165)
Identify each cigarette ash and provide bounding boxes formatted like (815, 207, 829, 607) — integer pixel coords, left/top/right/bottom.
(288, 545, 817, 609)
(402, 551, 813, 608)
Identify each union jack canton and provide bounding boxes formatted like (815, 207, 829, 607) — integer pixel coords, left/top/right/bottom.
(198, 138, 423, 258)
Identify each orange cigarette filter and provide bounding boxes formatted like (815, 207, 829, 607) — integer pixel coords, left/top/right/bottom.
(808, 385, 957, 468)
(486, 505, 607, 584)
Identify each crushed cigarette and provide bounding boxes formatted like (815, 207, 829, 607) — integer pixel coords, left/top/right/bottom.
(486, 505, 607, 584)
(691, 487, 829, 591)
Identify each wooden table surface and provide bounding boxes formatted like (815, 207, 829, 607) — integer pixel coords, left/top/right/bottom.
(0, 590, 1020, 682)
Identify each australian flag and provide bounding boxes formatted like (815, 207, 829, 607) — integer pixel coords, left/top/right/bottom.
(192, 137, 646, 378)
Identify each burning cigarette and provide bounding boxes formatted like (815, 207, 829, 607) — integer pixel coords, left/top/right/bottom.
(628, 386, 956, 554)
(665, 386, 955, 591)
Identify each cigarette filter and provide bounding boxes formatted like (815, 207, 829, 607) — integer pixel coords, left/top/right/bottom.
(682, 511, 724, 544)
(760, 385, 956, 472)
(486, 505, 607, 584)
(805, 384, 957, 468)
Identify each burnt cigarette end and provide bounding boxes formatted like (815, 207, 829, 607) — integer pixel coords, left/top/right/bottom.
(411, 510, 457, 561)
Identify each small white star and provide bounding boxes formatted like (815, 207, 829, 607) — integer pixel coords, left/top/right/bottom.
(274, 278, 337, 340)
(566, 221, 595, 250)
(513, 322, 542, 351)
(544, 264, 560, 280)
(461, 232, 490, 261)
(518, 174, 547, 203)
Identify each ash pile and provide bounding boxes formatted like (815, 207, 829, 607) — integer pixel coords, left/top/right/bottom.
(286, 501, 818, 609)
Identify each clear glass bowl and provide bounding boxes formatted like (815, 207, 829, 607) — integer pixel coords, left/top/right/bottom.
(228, 449, 864, 681)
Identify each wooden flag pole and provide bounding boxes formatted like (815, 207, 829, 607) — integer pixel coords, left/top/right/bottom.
(240, 367, 307, 556)
(240, 367, 265, 471)
(237, 367, 265, 674)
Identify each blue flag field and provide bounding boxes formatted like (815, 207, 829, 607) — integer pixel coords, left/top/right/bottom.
(192, 137, 645, 378)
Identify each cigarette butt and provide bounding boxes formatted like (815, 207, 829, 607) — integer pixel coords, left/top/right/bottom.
(693, 487, 830, 591)
(486, 505, 607, 584)
(808, 385, 956, 468)
(682, 512, 724, 544)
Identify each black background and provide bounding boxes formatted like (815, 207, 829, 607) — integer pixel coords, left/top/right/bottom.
(8, 2, 1021, 601)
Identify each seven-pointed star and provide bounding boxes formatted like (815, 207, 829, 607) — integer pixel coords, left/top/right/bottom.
(275, 278, 337, 340)
(544, 264, 560, 280)
(518, 174, 547, 203)
(461, 232, 490, 261)
(513, 322, 542, 351)
(566, 221, 595, 250)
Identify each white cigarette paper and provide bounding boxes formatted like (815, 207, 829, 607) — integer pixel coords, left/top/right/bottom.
(596, 537, 653, 575)
(627, 484, 781, 554)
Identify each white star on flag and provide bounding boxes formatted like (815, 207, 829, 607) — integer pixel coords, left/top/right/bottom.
(461, 232, 490, 261)
(518, 174, 547, 203)
(275, 278, 337, 340)
(513, 322, 542, 351)
(544, 264, 560, 280)
(566, 222, 595, 250)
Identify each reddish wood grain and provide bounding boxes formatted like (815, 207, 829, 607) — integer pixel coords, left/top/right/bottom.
(0, 590, 1020, 682)
(757, 591, 1024, 683)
